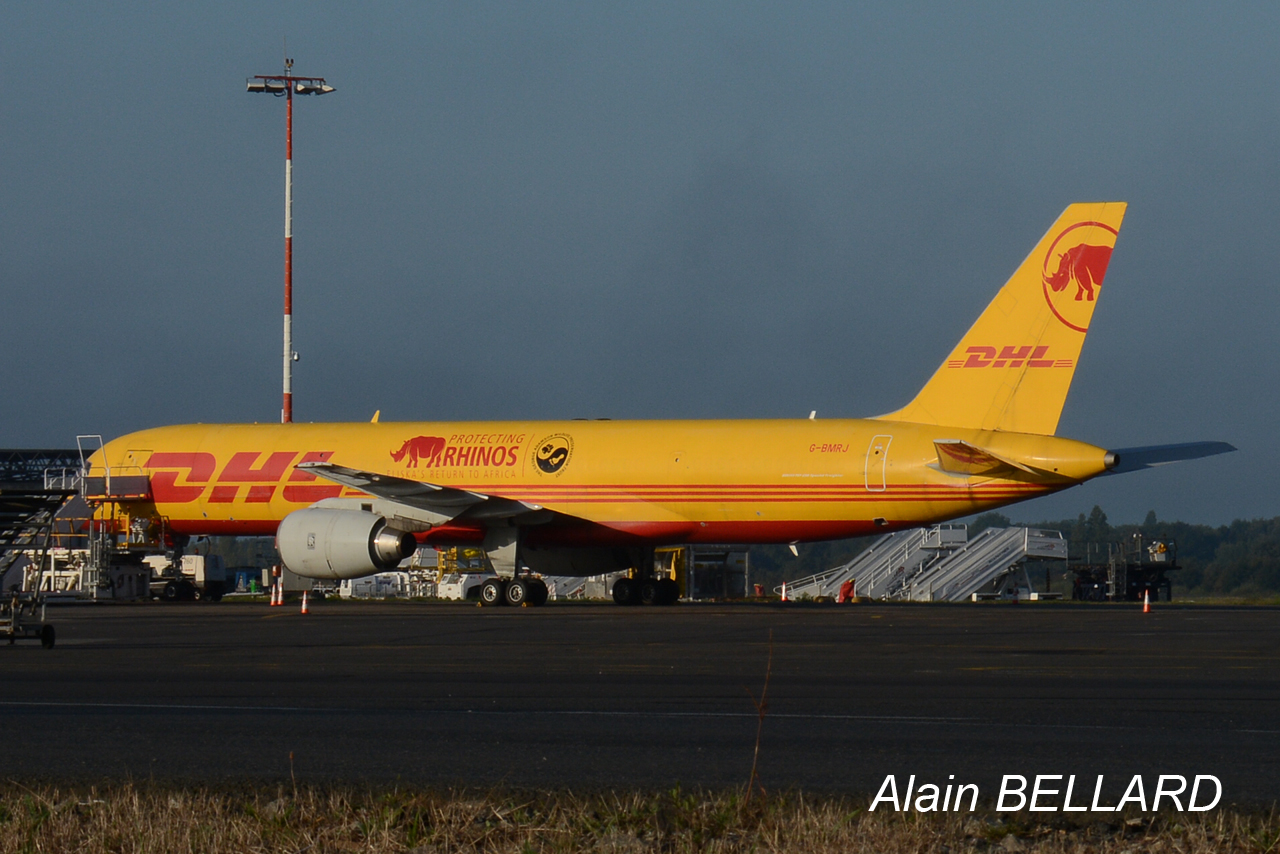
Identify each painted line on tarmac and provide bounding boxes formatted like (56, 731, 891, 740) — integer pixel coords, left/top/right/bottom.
(2, 702, 1277, 736)
(0, 700, 322, 713)
(0, 700, 971, 722)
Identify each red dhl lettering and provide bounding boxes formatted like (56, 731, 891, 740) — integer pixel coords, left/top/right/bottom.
(282, 451, 342, 503)
(208, 485, 238, 503)
(218, 451, 297, 482)
(146, 452, 216, 503)
(144, 442, 516, 506)
(947, 346, 1068, 369)
(143, 451, 343, 505)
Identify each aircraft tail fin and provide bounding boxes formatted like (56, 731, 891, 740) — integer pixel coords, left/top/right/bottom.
(877, 202, 1126, 435)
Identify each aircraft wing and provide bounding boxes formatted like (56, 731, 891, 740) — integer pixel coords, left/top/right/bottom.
(1102, 441, 1237, 475)
(295, 461, 549, 522)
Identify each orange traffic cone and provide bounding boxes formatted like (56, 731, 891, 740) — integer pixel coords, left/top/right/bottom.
(1143, 589, 1151, 613)
(300, 590, 309, 615)
(272, 581, 282, 607)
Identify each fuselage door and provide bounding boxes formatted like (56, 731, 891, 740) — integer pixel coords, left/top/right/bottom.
(864, 435, 892, 492)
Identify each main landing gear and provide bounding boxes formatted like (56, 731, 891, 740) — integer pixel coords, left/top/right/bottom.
(612, 575, 679, 606)
(479, 576, 550, 607)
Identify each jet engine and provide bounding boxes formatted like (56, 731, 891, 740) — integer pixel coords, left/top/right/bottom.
(277, 507, 417, 580)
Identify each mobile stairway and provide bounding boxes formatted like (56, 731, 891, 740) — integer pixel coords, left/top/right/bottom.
(1, 465, 79, 587)
(0, 453, 80, 647)
(777, 524, 967, 600)
(778, 525, 1067, 603)
(900, 527, 1067, 602)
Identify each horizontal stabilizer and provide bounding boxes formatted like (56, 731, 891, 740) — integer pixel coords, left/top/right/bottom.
(933, 440, 1054, 480)
(1102, 442, 1236, 475)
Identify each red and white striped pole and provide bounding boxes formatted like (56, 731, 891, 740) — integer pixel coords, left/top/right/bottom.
(283, 82, 293, 424)
(246, 61, 333, 425)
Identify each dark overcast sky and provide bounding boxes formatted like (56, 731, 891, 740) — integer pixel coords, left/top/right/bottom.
(1, 3, 1274, 525)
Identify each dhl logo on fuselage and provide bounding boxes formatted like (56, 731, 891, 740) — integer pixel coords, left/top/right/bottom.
(946, 346, 1074, 369)
(144, 434, 532, 505)
(145, 451, 342, 505)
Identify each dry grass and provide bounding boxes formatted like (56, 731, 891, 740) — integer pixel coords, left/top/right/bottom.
(0, 782, 1276, 853)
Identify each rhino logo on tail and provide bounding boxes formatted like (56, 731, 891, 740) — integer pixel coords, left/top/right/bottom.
(1040, 220, 1119, 332)
(1043, 243, 1112, 302)
(390, 436, 446, 468)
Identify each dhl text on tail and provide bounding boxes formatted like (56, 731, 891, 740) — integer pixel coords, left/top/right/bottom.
(87, 203, 1233, 605)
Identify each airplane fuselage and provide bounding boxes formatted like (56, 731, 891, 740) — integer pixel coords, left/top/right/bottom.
(93, 419, 1110, 547)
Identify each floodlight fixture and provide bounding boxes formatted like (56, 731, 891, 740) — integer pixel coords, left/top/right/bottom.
(293, 81, 336, 95)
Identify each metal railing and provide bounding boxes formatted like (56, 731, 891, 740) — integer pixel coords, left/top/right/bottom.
(778, 524, 968, 600)
(904, 528, 1067, 602)
(43, 468, 83, 492)
(778, 525, 1067, 604)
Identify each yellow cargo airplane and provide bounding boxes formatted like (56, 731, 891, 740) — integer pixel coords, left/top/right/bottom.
(87, 203, 1232, 606)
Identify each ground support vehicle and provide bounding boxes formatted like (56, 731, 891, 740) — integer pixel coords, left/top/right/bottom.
(1070, 535, 1178, 601)
(145, 554, 227, 602)
(1, 591, 54, 648)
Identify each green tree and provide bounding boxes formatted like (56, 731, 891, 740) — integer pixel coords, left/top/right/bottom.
(969, 512, 1012, 536)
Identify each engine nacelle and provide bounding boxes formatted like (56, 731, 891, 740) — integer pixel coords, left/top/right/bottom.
(277, 508, 417, 580)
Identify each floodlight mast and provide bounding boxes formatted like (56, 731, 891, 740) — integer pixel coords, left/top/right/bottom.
(246, 58, 335, 423)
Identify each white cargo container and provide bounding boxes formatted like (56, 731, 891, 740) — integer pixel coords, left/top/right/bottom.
(339, 571, 410, 599)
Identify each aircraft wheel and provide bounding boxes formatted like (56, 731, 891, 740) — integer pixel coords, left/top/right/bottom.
(505, 578, 529, 606)
(479, 578, 506, 607)
(527, 579, 549, 606)
(639, 579, 661, 606)
(612, 577, 639, 606)
(658, 577, 680, 605)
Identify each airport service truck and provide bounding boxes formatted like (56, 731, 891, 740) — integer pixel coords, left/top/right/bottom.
(142, 554, 227, 602)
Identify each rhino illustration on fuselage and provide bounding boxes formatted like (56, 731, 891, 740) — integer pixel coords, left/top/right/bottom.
(390, 435, 446, 468)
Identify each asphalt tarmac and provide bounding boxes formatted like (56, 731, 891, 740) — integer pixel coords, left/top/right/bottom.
(1, 600, 1277, 805)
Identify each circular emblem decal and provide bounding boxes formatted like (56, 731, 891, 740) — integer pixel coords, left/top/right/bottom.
(533, 434, 573, 475)
(1040, 221, 1118, 332)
